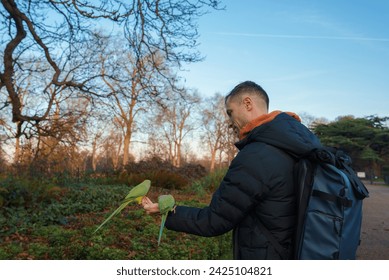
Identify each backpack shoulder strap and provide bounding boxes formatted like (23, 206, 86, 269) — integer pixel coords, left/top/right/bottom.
(257, 219, 290, 260)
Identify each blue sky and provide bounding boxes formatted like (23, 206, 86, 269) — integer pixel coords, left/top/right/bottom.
(180, 0, 389, 121)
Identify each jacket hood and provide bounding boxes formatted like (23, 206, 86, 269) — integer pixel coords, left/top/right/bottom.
(235, 112, 321, 156)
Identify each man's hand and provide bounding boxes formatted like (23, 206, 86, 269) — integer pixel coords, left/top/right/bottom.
(142, 196, 160, 214)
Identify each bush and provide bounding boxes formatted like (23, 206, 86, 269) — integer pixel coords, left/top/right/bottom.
(188, 168, 227, 196)
(151, 170, 189, 190)
(122, 157, 207, 190)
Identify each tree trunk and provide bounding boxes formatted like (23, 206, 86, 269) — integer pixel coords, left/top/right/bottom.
(91, 139, 97, 172)
(122, 128, 132, 167)
(209, 148, 216, 172)
(14, 135, 21, 164)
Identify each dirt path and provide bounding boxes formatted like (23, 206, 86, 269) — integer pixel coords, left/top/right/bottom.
(356, 183, 389, 260)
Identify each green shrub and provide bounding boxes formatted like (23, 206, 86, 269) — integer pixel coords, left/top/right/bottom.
(151, 170, 189, 190)
(0, 247, 10, 259)
(86, 245, 129, 260)
(188, 168, 227, 196)
(123, 157, 207, 190)
(27, 243, 51, 259)
(0, 242, 23, 260)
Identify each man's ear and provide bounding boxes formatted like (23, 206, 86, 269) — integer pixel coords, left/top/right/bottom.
(242, 96, 253, 111)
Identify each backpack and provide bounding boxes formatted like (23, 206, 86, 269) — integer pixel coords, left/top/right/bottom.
(259, 147, 369, 260)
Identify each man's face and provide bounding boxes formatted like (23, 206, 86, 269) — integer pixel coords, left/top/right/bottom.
(225, 96, 249, 135)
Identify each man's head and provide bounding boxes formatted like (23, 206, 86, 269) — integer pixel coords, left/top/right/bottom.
(225, 81, 269, 133)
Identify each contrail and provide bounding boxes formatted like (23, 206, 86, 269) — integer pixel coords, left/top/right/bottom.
(214, 32, 389, 42)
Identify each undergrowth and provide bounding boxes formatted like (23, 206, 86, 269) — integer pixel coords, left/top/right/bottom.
(0, 172, 232, 260)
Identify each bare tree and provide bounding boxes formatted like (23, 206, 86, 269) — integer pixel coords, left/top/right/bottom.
(201, 93, 232, 172)
(0, 0, 222, 139)
(298, 112, 329, 130)
(27, 95, 89, 176)
(90, 129, 104, 173)
(98, 121, 123, 172)
(153, 88, 200, 168)
(99, 35, 170, 167)
(219, 124, 238, 166)
(83, 113, 106, 173)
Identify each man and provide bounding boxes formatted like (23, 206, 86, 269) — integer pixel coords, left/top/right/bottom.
(142, 81, 321, 259)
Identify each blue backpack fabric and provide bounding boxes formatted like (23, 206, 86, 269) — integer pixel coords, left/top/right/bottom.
(259, 147, 369, 259)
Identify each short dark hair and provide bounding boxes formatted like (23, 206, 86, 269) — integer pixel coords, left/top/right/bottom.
(225, 81, 269, 109)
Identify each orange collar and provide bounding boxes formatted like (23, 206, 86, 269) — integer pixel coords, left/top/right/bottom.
(239, 110, 301, 140)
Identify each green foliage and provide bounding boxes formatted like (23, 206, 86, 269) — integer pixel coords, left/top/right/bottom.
(0, 176, 232, 260)
(189, 168, 228, 196)
(314, 117, 375, 150)
(0, 177, 130, 237)
(313, 115, 389, 174)
(0, 242, 23, 259)
(361, 147, 383, 162)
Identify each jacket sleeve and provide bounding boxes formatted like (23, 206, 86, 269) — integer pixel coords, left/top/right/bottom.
(165, 151, 269, 237)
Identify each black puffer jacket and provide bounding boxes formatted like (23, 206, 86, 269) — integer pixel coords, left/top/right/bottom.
(165, 113, 321, 259)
